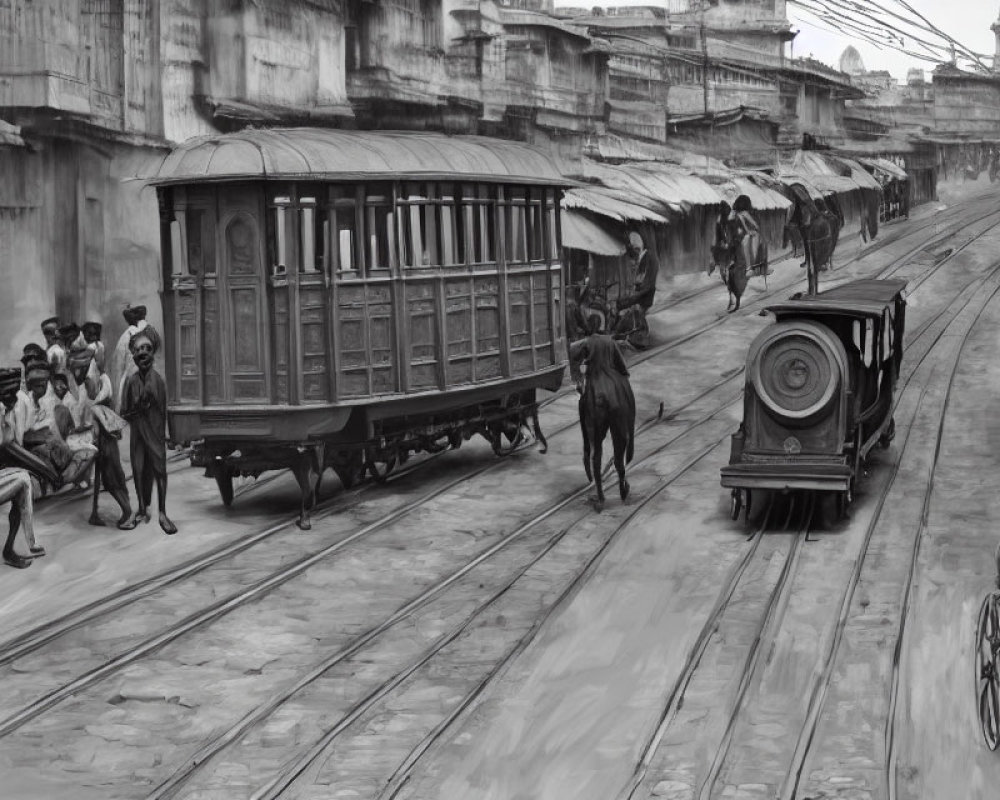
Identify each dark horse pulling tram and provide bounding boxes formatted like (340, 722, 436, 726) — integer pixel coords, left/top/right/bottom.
(722, 278, 906, 520)
(147, 129, 569, 529)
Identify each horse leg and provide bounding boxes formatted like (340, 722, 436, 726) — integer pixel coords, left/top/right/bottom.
(580, 398, 593, 483)
(611, 426, 629, 502)
(292, 451, 318, 531)
(531, 410, 548, 454)
(591, 430, 605, 513)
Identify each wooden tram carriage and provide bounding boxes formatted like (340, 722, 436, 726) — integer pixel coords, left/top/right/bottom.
(722, 279, 907, 520)
(148, 129, 569, 528)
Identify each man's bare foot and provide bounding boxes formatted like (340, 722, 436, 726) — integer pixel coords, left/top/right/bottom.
(159, 512, 177, 535)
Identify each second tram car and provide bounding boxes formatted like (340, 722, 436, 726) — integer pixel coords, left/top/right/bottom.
(147, 128, 570, 528)
(722, 278, 906, 520)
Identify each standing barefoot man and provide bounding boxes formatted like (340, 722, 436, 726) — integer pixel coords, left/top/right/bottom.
(120, 330, 176, 534)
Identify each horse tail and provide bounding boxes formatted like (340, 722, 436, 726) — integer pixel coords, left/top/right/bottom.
(626, 427, 635, 463)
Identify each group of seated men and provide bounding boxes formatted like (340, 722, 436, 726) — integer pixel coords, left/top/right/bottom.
(0, 305, 166, 568)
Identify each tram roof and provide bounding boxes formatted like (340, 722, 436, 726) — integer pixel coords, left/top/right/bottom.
(143, 128, 574, 187)
(766, 279, 908, 319)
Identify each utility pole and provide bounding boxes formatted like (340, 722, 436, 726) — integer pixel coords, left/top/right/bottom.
(700, 0, 709, 115)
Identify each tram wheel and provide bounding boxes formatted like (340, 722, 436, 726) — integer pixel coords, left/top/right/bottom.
(836, 487, 851, 520)
(367, 456, 397, 484)
(215, 471, 235, 508)
(730, 489, 743, 521)
(977, 594, 1000, 751)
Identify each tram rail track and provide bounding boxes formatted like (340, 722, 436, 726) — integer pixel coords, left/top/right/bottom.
(0, 360, 741, 741)
(218, 232, 1000, 800)
(37, 199, 999, 523)
(4, 197, 999, 798)
(0, 195, 991, 711)
(614, 247, 1000, 800)
(151, 416, 736, 800)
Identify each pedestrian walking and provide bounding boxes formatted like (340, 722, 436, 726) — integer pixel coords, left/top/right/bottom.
(120, 330, 176, 534)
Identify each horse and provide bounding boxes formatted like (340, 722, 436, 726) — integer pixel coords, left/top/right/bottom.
(710, 199, 768, 313)
(571, 318, 635, 512)
(782, 182, 839, 295)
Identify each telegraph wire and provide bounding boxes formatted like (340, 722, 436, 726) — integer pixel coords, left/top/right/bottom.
(789, 0, 990, 71)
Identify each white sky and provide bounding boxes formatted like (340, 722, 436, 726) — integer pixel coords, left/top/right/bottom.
(553, 0, 999, 81)
(789, 0, 998, 80)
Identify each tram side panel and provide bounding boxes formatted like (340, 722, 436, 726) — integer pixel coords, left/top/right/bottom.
(159, 180, 567, 450)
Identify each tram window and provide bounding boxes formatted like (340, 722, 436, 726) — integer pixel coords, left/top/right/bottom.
(461, 184, 495, 265)
(544, 191, 559, 260)
(270, 195, 291, 274)
(399, 183, 440, 268)
(505, 187, 528, 263)
(365, 197, 395, 271)
(300, 197, 318, 272)
(169, 219, 184, 276)
(331, 192, 359, 276)
(527, 189, 544, 261)
(439, 183, 458, 265)
(185, 208, 214, 276)
(422, 188, 439, 266)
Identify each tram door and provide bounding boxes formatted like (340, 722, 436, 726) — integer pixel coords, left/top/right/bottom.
(212, 192, 270, 403)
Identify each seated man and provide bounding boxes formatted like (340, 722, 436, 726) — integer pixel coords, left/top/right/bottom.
(0, 367, 54, 567)
(15, 359, 91, 490)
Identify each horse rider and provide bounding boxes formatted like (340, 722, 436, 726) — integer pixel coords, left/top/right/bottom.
(570, 312, 636, 511)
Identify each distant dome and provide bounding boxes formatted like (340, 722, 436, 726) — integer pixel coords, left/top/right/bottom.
(839, 46, 866, 75)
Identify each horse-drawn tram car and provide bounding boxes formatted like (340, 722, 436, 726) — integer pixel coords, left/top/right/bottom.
(722, 278, 907, 521)
(146, 128, 570, 528)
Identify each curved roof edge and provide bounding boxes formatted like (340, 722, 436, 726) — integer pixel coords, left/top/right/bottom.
(141, 128, 575, 187)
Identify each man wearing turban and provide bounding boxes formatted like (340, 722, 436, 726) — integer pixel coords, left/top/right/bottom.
(110, 305, 159, 413)
(120, 330, 175, 534)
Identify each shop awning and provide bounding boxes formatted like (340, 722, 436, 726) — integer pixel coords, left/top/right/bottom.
(859, 157, 909, 182)
(716, 176, 791, 211)
(562, 186, 670, 225)
(581, 159, 723, 214)
(561, 210, 626, 256)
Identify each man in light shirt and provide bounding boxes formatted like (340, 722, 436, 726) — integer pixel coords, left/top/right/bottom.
(0, 367, 51, 567)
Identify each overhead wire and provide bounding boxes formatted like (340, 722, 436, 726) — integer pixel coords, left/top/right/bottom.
(790, 2, 948, 65)
(889, 0, 991, 71)
(789, 0, 991, 71)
